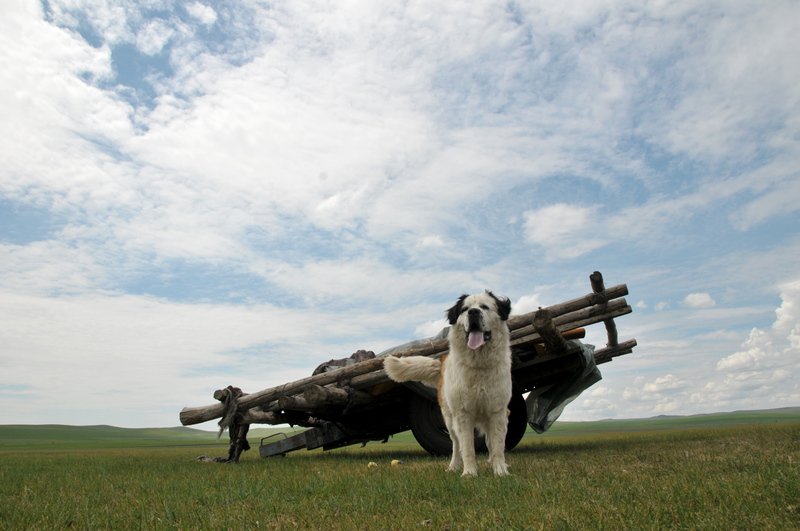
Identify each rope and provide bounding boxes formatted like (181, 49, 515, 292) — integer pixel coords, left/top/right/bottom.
(217, 385, 242, 440)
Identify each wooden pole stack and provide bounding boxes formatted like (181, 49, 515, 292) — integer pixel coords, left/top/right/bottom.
(180, 280, 633, 427)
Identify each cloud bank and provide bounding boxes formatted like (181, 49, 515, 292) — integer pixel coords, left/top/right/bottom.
(0, 0, 798, 427)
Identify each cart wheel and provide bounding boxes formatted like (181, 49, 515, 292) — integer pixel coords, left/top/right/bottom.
(409, 392, 528, 456)
(504, 392, 528, 451)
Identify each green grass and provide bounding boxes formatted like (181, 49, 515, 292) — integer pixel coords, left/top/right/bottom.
(3, 407, 798, 451)
(538, 407, 800, 438)
(2, 423, 799, 529)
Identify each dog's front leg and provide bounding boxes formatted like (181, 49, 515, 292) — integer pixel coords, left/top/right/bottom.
(442, 409, 462, 473)
(447, 431, 463, 473)
(451, 415, 478, 477)
(485, 412, 509, 476)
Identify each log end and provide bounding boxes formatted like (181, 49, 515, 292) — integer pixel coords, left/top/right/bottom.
(179, 407, 197, 426)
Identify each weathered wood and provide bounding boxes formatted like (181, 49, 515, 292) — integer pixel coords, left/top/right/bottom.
(303, 385, 372, 407)
(235, 409, 324, 428)
(510, 298, 628, 342)
(594, 339, 638, 365)
(506, 283, 628, 330)
(531, 308, 569, 354)
(346, 305, 632, 391)
(181, 304, 628, 427)
(278, 395, 319, 411)
(180, 284, 630, 426)
(590, 271, 619, 347)
(180, 355, 403, 425)
(511, 303, 632, 348)
(589, 271, 607, 300)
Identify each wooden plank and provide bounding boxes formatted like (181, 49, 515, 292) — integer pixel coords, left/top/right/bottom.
(258, 431, 308, 457)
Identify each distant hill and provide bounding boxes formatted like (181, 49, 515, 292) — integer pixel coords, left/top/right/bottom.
(537, 407, 800, 438)
(0, 423, 308, 451)
(0, 424, 220, 449)
(1, 407, 798, 450)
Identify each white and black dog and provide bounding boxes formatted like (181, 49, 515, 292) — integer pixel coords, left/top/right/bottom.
(384, 291, 513, 476)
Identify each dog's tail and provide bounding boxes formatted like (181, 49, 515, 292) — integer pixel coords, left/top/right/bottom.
(383, 356, 441, 388)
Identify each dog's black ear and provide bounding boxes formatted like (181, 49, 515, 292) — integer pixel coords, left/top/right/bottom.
(446, 295, 469, 325)
(488, 291, 512, 321)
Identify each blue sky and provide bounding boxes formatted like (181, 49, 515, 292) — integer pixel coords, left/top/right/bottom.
(1, 0, 798, 430)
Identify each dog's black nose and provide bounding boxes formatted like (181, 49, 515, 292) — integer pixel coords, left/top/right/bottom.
(468, 308, 481, 316)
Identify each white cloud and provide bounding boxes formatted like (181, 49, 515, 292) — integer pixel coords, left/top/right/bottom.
(0, 287, 445, 427)
(249, 257, 472, 309)
(418, 235, 445, 248)
(642, 374, 685, 393)
(186, 2, 217, 26)
(731, 173, 800, 230)
(684, 293, 717, 309)
(136, 19, 174, 56)
(715, 279, 800, 380)
(695, 330, 741, 342)
(415, 318, 448, 340)
(617, 374, 689, 417)
(2, 0, 800, 428)
(653, 2, 800, 165)
(0, 240, 107, 296)
(523, 204, 607, 260)
(0, 290, 314, 426)
(564, 278, 800, 422)
(774, 278, 800, 341)
(512, 293, 544, 316)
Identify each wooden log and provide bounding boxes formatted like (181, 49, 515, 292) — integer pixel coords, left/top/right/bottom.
(347, 305, 632, 390)
(303, 384, 372, 407)
(179, 283, 629, 426)
(531, 308, 569, 354)
(278, 395, 319, 411)
(511, 303, 632, 348)
(505, 283, 627, 330)
(179, 354, 409, 425)
(238, 409, 325, 428)
(593, 339, 638, 365)
(511, 298, 628, 342)
(214, 387, 242, 402)
(349, 306, 633, 389)
(236, 409, 286, 425)
(304, 384, 348, 405)
(590, 271, 619, 347)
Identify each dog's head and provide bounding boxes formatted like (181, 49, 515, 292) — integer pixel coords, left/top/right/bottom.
(446, 291, 512, 350)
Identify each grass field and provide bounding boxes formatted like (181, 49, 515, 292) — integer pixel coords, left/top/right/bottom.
(3, 407, 799, 450)
(1, 412, 799, 529)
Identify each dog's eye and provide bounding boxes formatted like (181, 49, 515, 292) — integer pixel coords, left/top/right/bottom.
(480, 304, 490, 310)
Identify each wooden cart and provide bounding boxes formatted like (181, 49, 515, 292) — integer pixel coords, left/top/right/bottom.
(180, 271, 636, 462)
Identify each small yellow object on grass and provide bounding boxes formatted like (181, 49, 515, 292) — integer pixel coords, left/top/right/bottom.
(391, 460, 405, 467)
(367, 462, 378, 468)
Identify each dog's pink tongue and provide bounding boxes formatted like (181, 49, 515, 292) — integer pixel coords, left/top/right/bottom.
(468, 331, 485, 350)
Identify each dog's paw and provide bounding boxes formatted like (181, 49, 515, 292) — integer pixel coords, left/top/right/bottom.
(491, 462, 510, 476)
(461, 466, 478, 477)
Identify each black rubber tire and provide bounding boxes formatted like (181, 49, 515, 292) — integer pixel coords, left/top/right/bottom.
(408, 393, 456, 456)
(409, 392, 528, 456)
(504, 392, 528, 451)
